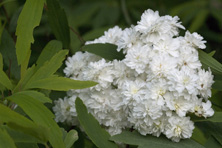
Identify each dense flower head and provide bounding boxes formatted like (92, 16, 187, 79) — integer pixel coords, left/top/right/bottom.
(53, 9, 214, 142)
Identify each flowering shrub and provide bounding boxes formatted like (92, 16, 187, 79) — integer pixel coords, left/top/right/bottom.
(53, 9, 214, 142)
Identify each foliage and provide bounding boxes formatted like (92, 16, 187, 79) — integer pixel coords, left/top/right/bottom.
(0, 0, 222, 148)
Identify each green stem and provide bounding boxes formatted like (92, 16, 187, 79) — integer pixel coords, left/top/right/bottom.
(121, 0, 132, 25)
(69, 26, 85, 46)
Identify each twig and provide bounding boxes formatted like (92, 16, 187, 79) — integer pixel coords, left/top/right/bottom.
(121, 0, 132, 25)
(69, 26, 85, 45)
(1, 3, 10, 24)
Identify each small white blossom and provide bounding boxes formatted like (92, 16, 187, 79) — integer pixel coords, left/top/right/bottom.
(54, 8, 215, 142)
(184, 31, 206, 49)
(165, 115, 194, 142)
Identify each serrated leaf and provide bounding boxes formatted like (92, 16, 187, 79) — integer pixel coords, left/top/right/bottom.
(36, 40, 62, 69)
(0, 104, 49, 142)
(189, 9, 208, 32)
(75, 98, 118, 148)
(21, 49, 31, 79)
(46, 0, 70, 48)
(13, 65, 36, 93)
(110, 131, 204, 148)
(0, 29, 20, 79)
(23, 50, 68, 90)
(191, 112, 222, 122)
(82, 43, 125, 61)
(64, 129, 78, 148)
(16, 90, 52, 103)
(7, 94, 65, 148)
(0, 69, 13, 90)
(15, 0, 44, 65)
(25, 76, 97, 91)
(30, 50, 68, 80)
(0, 127, 17, 148)
(199, 50, 222, 75)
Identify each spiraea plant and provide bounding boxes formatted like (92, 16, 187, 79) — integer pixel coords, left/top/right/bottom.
(1, 0, 222, 148)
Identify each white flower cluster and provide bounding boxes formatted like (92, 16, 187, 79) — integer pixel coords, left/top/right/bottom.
(53, 9, 214, 142)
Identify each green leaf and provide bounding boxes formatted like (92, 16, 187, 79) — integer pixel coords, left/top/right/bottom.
(189, 9, 208, 32)
(208, 50, 216, 57)
(25, 76, 97, 91)
(0, 53, 3, 70)
(0, 127, 17, 148)
(46, 0, 70, 48)
(29, 50, 68, 81)
(22, 50, 68, 90)
(170, 1, 207, 16)
(16, 90, 52, 103)
(15, 143, 39, 148)
(64, 129, 78, 148)
(191, 112, 222, 122)
(21, 49, 31, 79)
(191, 126, 207, 145)
(13, 65, 36, 93)
(0, 17, 6, 43)
(0, 69, 13, 90)
(82, 43, 125, 61)
(204, 136, 222, 148)
(3, 126, 41, 144)
(75, 98, 118, 148)
(212, 79, 222, 91)
(0, 29, 20, 79)
(36, 40, 63, 69)
(110, 131, 204, 148)
(199, 122, 222, 146)
(198, 49, 222, 75)
(211, 9, 222, 28)
(15, 0, 44, 65)
(7, 94, 65, 148)
(0, 104, 49, 142)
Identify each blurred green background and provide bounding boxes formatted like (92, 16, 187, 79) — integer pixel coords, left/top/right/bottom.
(1, 0, 222, 63)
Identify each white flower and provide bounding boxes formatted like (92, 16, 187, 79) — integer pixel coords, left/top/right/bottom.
(197, 68, 214, 98)
(147, 79, 168, 106)
(165, 115, 194, 142)
(121, 79, 146, 105)
(86, 26, 123, 45)
(132, 99, 163, 120)
(124, 44, 150, 74)
(178, 51, 202, 70)
(149, 55, 177, 77)
(168, 68, 198, 96)
(63, 52, 100, 78)
(135, 9, 160, 34)
(112, 60, 136, 87)
(164, 92, 192, 117)
(160, 15, 185, 37)
(53, 96, 78, 125)
(117, 27, 141, 53)
(83, 59, 115, 91)
(57, 8, 215, 142)
(153, 37, 180, 57)
(202, 100, 214, 118)
(184, 31, 206, 49)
